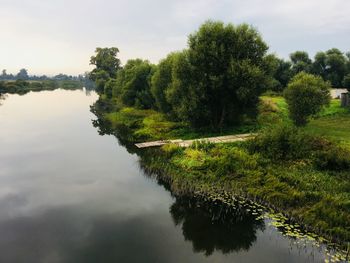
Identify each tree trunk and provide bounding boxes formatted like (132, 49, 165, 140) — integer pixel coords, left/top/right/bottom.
(218, 105, 226, 132)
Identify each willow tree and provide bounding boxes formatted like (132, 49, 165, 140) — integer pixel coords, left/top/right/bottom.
(169, 21, 269, 129)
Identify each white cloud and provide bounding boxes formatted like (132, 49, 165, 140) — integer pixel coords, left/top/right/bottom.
(0, 0, 349, 75)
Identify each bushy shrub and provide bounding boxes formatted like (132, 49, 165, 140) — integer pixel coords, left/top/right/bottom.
(249, 124, 350, 171)
(247, 124, 313, 161)
(313, 145, 350, 171)
(284, 72, 331, 126)
(204, 146, 260, 177)
(29, 82, 44, 90)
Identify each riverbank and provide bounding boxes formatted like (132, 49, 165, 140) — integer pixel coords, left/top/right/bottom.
(91, 95, 350, 254)
(0, 79, 84, 94)
(2, 89, 341, 262)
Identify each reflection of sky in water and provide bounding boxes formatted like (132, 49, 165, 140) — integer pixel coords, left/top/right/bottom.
(0, 90, 326, 263)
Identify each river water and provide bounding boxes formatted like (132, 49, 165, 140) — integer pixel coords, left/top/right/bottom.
(0, 89, 334, 262)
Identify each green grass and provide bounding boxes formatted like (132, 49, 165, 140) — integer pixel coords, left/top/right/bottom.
(262, 96, 350, 148)
(149, 127, 350, 244)
(104, 105, 257, 142)
(319, 99, 350, 117)
(105, 108, 188, 140)
(261, 96, 349, 118)
(306, 116, 350, 148)
(144, 139, 350, 246)
(261, 96, 288, 115)
(307, 99, 350, 148)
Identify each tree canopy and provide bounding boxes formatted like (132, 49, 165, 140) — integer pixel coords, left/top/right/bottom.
(313, 48, 347, 87)
(290, 51, 312, 75)
(89, 47, 121, 93)
(150, 52, 178, 114)
(89, 20, 350, 130)
(181, 21, 269, 129)
(113, 59, 155, 109)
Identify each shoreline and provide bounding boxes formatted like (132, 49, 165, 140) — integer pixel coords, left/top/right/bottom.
(91, 97, 350, 259)
(139, 151, 349, 262)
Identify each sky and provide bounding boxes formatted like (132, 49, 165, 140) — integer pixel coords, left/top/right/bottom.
(0, 0, 349, 76)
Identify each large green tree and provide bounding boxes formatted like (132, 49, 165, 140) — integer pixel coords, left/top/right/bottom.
(165, 50, 198, 123)
(114, 59, 155, 109)
(284, 72, 331, 126)
(168, 21, 269, 129)
(346, 52, 350, 73)
(93, 70, 110, 94)
(90, 47, 121, 78)
(290, 51, 312, 75)
(89, 47, 121, 93)
(324, 48, 347, 87)
(150, 52, 179, 113)
(313, 48, 347, 87)
(263, 54, 292, 91)
(312, 52, 327, 79)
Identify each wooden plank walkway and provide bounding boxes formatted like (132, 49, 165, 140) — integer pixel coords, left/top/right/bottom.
(135, 133, 255, 148)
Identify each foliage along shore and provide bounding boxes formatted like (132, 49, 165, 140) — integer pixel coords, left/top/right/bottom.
(0, 79, 85, 95)
(89, 20, 350, 252)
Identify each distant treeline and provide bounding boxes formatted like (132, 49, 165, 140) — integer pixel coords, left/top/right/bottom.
(0, 69, 96, 94)
(0, 79, 87, 94)
(0, 68, 87, 82)
(269, 49, 350, 91)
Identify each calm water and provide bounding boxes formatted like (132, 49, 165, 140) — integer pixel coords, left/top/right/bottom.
(0, 89, 330, 262)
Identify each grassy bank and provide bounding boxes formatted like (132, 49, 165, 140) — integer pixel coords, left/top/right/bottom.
(92, 95, 350, 249)
(262, 96, 350, 148)
(144, 136, 350, 243)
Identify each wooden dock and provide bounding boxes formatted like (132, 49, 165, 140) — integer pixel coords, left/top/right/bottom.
(135, 133, 255, 148)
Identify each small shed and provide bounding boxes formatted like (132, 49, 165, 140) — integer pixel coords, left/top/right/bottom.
(331, 88, 348, 99)
(341, 92, 350, 107)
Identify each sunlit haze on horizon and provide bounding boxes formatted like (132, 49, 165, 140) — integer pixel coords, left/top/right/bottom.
(1, 0, 349, 75)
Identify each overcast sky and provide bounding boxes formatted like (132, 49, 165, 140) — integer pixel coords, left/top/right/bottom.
(1, 0, 349, 75)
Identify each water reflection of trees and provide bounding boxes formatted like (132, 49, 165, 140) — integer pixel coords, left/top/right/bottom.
(170, 197, 264, 256)
(91, 101, 265, 257)
(90, 99, 139, 154)
(141, 171, 265, 256)
(90, 99, 114, 135)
